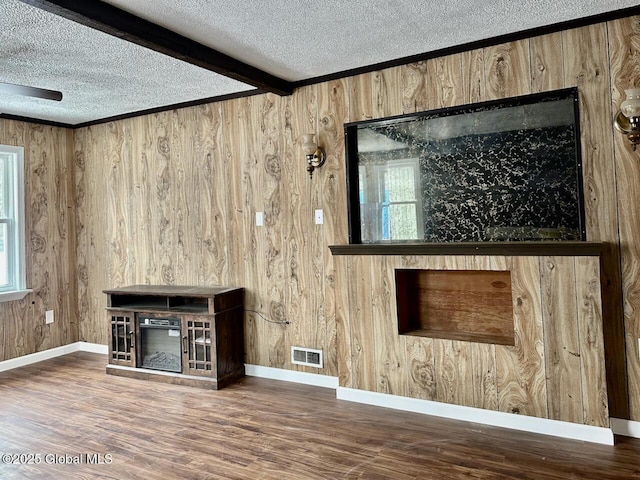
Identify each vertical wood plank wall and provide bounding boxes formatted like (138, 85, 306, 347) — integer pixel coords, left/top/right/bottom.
(341, 254, 608, 426)
(0, 121, 78, 361)
(68, 15, 639, 421)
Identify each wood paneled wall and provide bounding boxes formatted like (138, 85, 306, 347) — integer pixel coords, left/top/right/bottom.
(74, 94, 344, 378)
(609, 15, 640, 424)
(72, 16, 640, 421)
(341, 255, 609, 426)
(0, 120, 77, 361)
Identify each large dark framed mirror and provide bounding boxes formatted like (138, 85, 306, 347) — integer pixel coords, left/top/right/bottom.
(344, 88, 585, 244)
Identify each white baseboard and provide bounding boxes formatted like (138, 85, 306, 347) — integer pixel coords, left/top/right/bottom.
(77, 342, 108, 355)
(337, 387, 614, 446)
(245, 364, 339, 389)
(0, 342, 107, 372)
(611, 418, 640, 438)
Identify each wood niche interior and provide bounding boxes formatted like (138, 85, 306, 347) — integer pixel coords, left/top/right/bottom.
(396, 269, 515, 345)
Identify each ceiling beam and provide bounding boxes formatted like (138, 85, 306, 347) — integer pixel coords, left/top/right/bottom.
(19, 0, 294, 96)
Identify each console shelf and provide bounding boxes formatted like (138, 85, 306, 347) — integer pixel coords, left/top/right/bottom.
(104, 285, 244, 390)
(329, 241, 605, 257)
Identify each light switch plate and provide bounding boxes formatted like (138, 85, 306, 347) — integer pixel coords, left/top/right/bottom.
(315, 209, 324, 225)
(45, 310, 54, 324)
(256, 211, 264, 226)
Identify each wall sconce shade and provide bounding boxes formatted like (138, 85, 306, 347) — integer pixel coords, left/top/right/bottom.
(302, 133, 325, 179)
(614, 88, 640, 151)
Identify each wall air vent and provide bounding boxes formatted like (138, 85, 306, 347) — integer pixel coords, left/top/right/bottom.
(291, 347, 323, 368)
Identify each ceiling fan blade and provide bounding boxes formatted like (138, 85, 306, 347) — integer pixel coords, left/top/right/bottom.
(0, 82, 63, 101)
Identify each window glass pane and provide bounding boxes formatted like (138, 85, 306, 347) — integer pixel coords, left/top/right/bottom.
(389, 204, 418, 240)
(0, 145, 25, 295)
(0, 223, 8, 287)
(381, 205, 390, 240)
(388, 165, 417, 202)
(0, 156, 6, 218)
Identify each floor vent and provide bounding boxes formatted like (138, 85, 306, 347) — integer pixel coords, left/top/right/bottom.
(291, 347, 323, 368)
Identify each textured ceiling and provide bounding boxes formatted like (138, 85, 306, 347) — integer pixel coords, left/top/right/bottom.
(103, 0, 640, 81)
(0, 0, 638, 126)
(0, 1, 254, 125)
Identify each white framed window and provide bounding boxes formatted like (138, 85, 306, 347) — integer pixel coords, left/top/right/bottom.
(359, 158, 423, 242)
(0, 144, 31, 302)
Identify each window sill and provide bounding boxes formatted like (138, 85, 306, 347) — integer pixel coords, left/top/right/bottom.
(0, 289, 33, 303)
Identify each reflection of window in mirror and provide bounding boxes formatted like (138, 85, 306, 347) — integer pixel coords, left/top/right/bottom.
(359, 159, 422, 242)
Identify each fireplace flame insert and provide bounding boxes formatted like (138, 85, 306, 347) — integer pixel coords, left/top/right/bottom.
(138, 315, 182, 373)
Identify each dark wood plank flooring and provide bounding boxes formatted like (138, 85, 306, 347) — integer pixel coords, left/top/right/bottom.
(0, 352, 639, 479)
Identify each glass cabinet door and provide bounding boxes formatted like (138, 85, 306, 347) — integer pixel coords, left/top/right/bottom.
(109, 312, 135, 367)
(182, 316, 215, 376)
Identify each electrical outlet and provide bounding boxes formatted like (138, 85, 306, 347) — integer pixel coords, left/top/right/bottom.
(255, 211, 264, 227)
(45, 310, 54, 324)
(314, 209, 324, 225)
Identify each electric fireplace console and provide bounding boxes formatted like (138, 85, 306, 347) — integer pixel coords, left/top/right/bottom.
(104, 285, 244, 390)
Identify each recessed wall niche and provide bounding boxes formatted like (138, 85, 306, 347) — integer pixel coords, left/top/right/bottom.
(395, 269, 515, 345)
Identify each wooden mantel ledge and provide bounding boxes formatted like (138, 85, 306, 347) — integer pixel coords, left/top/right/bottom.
(328, 241, 606, 257)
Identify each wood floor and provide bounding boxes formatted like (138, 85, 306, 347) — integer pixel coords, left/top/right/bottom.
(0, 353, 639, 479)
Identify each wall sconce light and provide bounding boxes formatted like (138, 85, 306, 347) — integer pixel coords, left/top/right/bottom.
(302, 133, 325, 179)
(614, 88, 640, 151)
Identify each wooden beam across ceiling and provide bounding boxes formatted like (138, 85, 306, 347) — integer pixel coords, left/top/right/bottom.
(19, 0, 294, 96)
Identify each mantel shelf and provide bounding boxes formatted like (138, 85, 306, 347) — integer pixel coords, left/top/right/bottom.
(329, 241, 606, 257)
